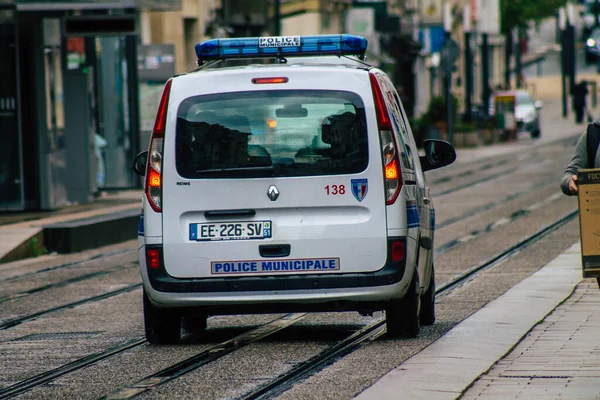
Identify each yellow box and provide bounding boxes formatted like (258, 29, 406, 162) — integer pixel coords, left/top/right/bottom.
(577, 168, 600, 278)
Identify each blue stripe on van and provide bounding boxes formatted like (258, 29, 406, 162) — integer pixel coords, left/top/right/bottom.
(407, 201, 420, 228)
(138, 215, 144, 237)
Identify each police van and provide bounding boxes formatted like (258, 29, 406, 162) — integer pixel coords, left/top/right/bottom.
(132, 34, 456, 344)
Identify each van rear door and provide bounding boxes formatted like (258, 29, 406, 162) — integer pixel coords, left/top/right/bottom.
(161, 70, 388, 279)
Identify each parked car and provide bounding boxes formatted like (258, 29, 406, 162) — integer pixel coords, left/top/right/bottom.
(582, 0, 600, 41)
(585, 26, 600, 64)
(490, 89, 542, 139)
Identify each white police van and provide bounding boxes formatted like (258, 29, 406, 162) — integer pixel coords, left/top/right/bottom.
(133, 34, 456, 344)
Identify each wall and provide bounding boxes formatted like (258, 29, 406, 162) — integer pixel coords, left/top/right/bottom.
(141, 0, 220, 75)
(282, 12, 321, 35)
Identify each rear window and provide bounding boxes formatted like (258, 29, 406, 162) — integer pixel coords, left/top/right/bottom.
(175, 90, 368, 179)
(516, 92, 533, 106)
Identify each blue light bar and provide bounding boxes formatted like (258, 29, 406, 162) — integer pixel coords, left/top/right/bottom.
(195, 34, 368, 63)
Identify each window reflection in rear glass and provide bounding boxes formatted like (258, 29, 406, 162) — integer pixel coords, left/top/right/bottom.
(175, 90, 368, 178)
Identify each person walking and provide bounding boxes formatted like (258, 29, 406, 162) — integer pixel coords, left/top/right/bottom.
(561, 121, 600, 288)
(561, 122, 600, 196)
(572, 81, 589, 125)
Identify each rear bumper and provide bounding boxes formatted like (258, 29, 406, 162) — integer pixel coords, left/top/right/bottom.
(140, 238, 412, 311)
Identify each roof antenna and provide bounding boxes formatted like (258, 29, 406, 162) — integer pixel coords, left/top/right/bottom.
(277, 48, 287, 64)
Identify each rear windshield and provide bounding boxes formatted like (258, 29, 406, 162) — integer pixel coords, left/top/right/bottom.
(175, 90, 368, 179)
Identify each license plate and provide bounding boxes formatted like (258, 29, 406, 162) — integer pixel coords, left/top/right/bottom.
(189, 221, 272, 241)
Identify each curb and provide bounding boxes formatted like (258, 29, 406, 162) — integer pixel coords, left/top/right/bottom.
(0, 202, 141, 264)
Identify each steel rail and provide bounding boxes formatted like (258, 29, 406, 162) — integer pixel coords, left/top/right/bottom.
(238, 210, 579, 400)
(0, 263, 137, 304)
(0, 338, 146, 400)
(0, 248, 136, 284)
(0, 211, 578, 399)
(101, 314, 307, 400)
(0, 283, 141, 330)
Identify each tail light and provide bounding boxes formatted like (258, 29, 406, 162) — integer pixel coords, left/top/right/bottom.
(391, 240, 406, 262)
(146, 248, 161, 269)
(369, 73, 403, 205)
(145, 79, 172, 213)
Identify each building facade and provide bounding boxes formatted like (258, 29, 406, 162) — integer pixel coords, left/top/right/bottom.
(0, 0, 512, 211)
(0, 0, 182, 211)
(409, 0, 507, 118)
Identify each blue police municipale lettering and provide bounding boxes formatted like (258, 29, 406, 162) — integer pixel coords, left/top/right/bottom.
(212, 258, 339, 274)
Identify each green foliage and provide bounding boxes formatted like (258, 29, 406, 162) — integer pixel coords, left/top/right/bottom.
(454, 122, 478, 133)
(426, 95, 459, 123)
(501, 0, 567, 33)
(29, 237, 47, 258)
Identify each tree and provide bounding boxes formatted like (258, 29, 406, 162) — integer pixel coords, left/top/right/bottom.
(501, 0, 566, 34)
(500, 0, 567, 88)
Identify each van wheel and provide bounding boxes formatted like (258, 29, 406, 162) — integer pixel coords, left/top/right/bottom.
(420, 264, 436, 326)
(530, 128, 541, 139)
(143, 291, 181, 345)
(386, 271, 421, 338)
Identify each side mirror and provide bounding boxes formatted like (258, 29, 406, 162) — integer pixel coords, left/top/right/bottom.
(420, 139, 456, 172)
(133, 151, 148, 176)
(534, 100, 543, 109)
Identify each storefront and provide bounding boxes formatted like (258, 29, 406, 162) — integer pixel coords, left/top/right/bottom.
(0, 2, 137, 210)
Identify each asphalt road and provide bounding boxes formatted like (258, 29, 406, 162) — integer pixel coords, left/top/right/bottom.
(0, 100, 586, 400)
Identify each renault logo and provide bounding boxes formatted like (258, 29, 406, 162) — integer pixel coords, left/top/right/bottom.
(267, 185, 279, 201)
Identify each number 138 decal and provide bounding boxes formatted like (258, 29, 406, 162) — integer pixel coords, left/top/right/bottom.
(324, 185, 346, 195)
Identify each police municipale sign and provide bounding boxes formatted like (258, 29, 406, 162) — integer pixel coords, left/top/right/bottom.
(259, 36, 301, 48)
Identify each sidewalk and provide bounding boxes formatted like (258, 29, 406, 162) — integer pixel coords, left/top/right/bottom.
(454, 96, 586, 165)
(355, 243, 600, 400)
(463, 280, 600, 399)
(0, 190, 142, 264)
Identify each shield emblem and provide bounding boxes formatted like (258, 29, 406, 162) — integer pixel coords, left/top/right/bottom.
(351, 179, 368, 202)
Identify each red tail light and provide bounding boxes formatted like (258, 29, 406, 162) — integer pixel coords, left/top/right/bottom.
(391, 240, 405, 262)
(146, 248, 160, 269)
(369, 73, 403, 205)
(152, 79, 172, 136)
(369, 73, 391, 130)
(145, 79, 172, 213)
(252, 77, 289, 84)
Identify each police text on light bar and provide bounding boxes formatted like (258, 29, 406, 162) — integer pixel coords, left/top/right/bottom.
(195, 34, 368, 63)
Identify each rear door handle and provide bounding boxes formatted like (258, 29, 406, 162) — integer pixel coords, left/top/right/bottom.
(259, 244, 291, 258)
(205, 209, 256, 219)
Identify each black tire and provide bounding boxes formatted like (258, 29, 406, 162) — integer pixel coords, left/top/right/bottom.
(420, 264, 436, 326)
(531, 127, 541, 139)
(143, 291, 181, 345)
(386, 270, 421, 338)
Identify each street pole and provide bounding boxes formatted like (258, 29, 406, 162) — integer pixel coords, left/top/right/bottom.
(556, 10, 560, 44)
(464, 5, 473, 122)
(504, 29, 513, 89)
(274, 0, 281, 36)
(481, 33, 490, 116)
(559, 7, 568, 118)
(515, 27, 522, 88)
(567, 3, 576, 93)
(443, 4, 454, 146)
(429, 53, 439, 101)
